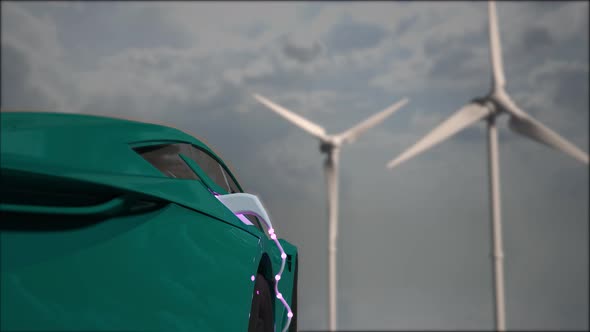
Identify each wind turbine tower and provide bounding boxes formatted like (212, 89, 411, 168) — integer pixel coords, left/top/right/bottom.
(254, 94, 409, 331)
(387, 2, 588, 331)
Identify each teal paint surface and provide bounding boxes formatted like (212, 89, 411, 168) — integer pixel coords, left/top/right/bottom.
(2, 204, 259, 331)
(1, 111, 298, 331)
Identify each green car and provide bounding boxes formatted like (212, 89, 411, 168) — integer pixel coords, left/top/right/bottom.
(0, 111, 298, 332)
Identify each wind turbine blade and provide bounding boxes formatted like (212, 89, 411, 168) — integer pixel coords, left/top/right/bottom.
(509, 114, 589, 164)
(253, 94, 326, 139)
(338, 98, 409, 144)
(488, 0, 506, 90)
(387, 103, 491, 169)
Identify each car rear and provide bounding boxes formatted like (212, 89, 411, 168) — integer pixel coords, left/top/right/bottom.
(1, 111, 264, 331)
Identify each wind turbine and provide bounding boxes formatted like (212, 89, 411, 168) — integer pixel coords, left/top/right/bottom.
(386, 1, 589, 331)
(254, 93, 409, 331)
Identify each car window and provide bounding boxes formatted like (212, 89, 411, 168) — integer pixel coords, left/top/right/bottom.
(186, 145, 242, 193)
(135, 143, 243, 194)
(187, 147, 226, 189)
(134, 144, 199, 180)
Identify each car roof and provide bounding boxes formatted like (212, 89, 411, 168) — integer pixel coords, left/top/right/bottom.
(0, 110, 244, 190)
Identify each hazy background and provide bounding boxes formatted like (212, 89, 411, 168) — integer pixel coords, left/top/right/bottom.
(2, 1, 588, 330)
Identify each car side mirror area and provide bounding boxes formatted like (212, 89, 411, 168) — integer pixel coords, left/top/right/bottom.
(215, 193, 273, 230)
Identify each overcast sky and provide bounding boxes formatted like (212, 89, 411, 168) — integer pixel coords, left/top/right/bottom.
(2, 1, 588, 330)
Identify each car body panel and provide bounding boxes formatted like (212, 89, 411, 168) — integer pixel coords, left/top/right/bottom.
(2, 203, 260, 331)
(1, 156, 257, 237)
(0, 111, 298, 331)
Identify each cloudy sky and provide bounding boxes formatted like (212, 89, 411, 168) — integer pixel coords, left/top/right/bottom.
(2, 1, 588, 330)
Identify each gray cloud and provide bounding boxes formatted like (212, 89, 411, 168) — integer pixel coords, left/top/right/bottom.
(526, 60, 590, 118)
(326, 19, 388, 54)
(39, 3, 187, 65)
(394, 15, 418, 37)
(529, 1, 574, 15)
(521, 26, 554, 51)
(242, 22, 268, 40)
(1, 2, 588, 331)
(1, 43, 56, 110)
(427, 47, 480, 83)
(282, 40, 323, 64)
(553, 67, 589, 116)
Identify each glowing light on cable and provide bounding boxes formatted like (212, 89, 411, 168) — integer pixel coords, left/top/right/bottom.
(251, 275, 256, 282)
(236, 213, 254, 225)
(215, 193, 294, 332)
(268, 227, 294, 332)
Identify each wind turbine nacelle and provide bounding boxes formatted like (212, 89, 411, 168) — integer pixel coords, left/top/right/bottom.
(319, 142, 333, 154)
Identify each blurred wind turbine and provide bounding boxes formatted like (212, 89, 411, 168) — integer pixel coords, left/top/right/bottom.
(386, 1, 589, 331)
(254, 93, 409, 331)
